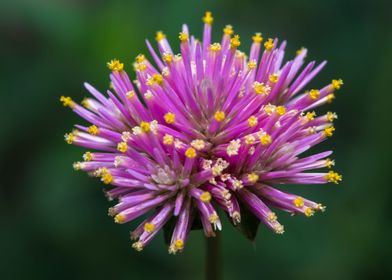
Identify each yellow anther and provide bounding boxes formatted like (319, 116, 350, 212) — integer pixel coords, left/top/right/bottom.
(135, 62, 147, 71)
(327, 112, 337, 122)
(214, 111, 226, 122)
(107, 59, 124, 72)
(304, 207, 314, 217)
(83, 151, 93, 161)
(81, 98, 90, 108)
(259, 134, 272, 145)
(209, 212, 219, 223)
(274, 224, 285, 234)
(87, 125, 99, 135)
(117, 142, 128, 153)
(199, 191, 212, 203)
(264, 104, 275, 115)
(276, 106, 286, 116)
(163, 53, 173, 63)
(247, 60, 257, 70)
(155, 31, 166, 42)
(230, 35, 241, 49)
(60, 96, 75, 108)
(269, 73, 279, 83)
(144, 222, 155, 233)
(152, 73, 163, 85)
(132, 241, 143, 251)
(326, 93, 335, 103)
(264, 38, 274, 51)
(331, 79, 343, 90)
(308, 89, 320, 100)
(174, 239, 184, 250)
(73, 162, 82, 171)
(223, 25, 234, 35)
(179, 32, 188, 42)
(245, 135, 255, 145)
(252, 32, 263, 43)
(306, 111, 316, 121)
(293, 196, 304, 208)
(253, 81, 270, 95)
(191, 139, 205, 150)
(185, 147, 197, 158)
(325, 158, 335, 168)
(267, 212, 277, 222)
(247, 173, 259, 183)
(126, 91, 135, 99)
(210, 43, 221, 52)
(203, 11, 213, 25)
(64, 133, 75, 144)
(114, 214, 125, 224)
(296, 47, 305, 56)
(325, 171, 342, 184)
(101, 171, 113, 184)
(135, 54, 145, 63)
(140, 121, 151, 133)
(323, 126, 335, 137)
(248, 116, 258, 127)
(109, 82, 114, 89)
(164, 112, 175, 124)
(163, 134, 174, 145)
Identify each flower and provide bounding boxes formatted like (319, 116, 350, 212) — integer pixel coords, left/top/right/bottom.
(62, 11, 342, 253)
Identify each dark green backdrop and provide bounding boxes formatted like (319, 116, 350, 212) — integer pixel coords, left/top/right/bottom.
(1, 0, 391, 279)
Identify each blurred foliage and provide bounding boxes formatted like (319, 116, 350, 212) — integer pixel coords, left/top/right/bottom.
(1, 0, 391, 279)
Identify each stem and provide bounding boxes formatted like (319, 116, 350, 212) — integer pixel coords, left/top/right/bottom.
(205, 231, 222, 280)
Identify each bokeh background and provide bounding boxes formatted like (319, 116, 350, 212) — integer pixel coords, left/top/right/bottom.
(1, 0, 391, 279)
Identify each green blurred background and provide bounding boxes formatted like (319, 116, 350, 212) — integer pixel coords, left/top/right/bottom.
(1, 0, 391, 279)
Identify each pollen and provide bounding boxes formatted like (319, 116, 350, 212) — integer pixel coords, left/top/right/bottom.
(140, 121, 151, 133)
(293, 196, 304, 208)
(83, 151, 93, 161)
(223, 25, 234, 35)
(325, 171, 342, 184)
(132, 241, 143, 252)
(296, 47, 305, 56)
(304, 207, 314, 217)
(306, 111, 316, 121)
(203, 11, 213, 25)
(73, 162, 82, 171)
(179, 32, 188, 42)
(276, 106, 286, 116)
(163, 53, 173, 63)
(269, 73, 279, 83)
(64, 133, 75, 144)
(126, 90, 135, 99)
(245, 135, 255, 145)
(259, 133, 272, 145)
(117, 142, 128, 153)
(323, 126, 335, 137)
(264, 38, 274, 51)
(152, 73, 164, 85)
(247, 173, 259, 183)
(267, 212, 277, 222)
(327, 112, 337, 122)
(101, 171, 113, 184)
(253, 82, 270, 95)
(264, 104, 275, 115)
(308, 89, 320, 100)
(107, 59, 124, 72)
(274, 224, 285, 234)
(200, 191, 212, 203)
(135, 54, 145, 63)
(185, 147, 197, 158)
(230, 35, 241, 49)
(227, 139, 241, 156)
(163, 134, 174, 145)
(155, 31, 166, 42)
(247, 60, 257, 70)
(81, 98, 90, 108)
(174, 239, 184, 250)
(60, 96, 75, 108)
(164, 112, 175, 124)
(114, 214, 125, 224)
(214, 111, 226, 122)
(87, 125, 99, 135)
(191, 139, 205, 150)
(210, 43, 221, 52)
(325, 158, 335, 168)
(331, 79, 343, 90)
(144, 222, 155, 233)
(135, 62, 147, 72)
(327, 93, 335, 103)
(248, 116, 258, 127)
(252, 32, 263, 43)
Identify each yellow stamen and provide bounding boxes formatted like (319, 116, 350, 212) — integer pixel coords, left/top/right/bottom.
(252, 32, 263, 43)
(135, 62, 147, 72)
(185, 147, 197, 158)
(293, 196, 304, 208)
(248, 116, 258, 127)
(214, 111, 226, 122)
(132, 241, 143, 251)
(267, 212, 277, 222)
(126, 90, 135, 99)
(269, 73, 279, 83)
(210, 43, 221, 52)
(179, 32, 188, 42)
(155, 31, 166, 42)
(107, 59, 124, 72)
(135, 54, 145, 63)
(81, 98, 90, 108)
(247, 60, 257, 70)
(87, 125, 99, 135)
(264, 38, 274, 51)
(276, 106, 286, 116)
(117, 142, 128, 153)
(323, 126, 335, 137)
(264, 104, 275, 115)
(114, 214, 125, 224)
(245, 135, 255, 145)
(144, 222, 155, 233)
(304, 207, 314, 217)
(325, 171, 342, 184)
(308, 89, 320, 100)
(247, 173, 259, 183)
(203, 11, 213, 25)
(326, 93, 335, 103)
(73, 162, 81, 171)
(140, 121, 151, 133)
(331, 79, 343, 90)
(327, 111, 337, 122)
(101, 171, 113, 184)
(199, 191, 212, 203)
(163, 134, 174, 145)
(60, 96, 75, 108)
(306, 111, 316, 121)
(325, 158, 335, 168)
(174, 239, 184, 250)
(223, 25, 234, 36)
(163, 53, 173, 63)
(274, 224, 285, 234)
(253, 81, 270, 95)
(164, 112, 175, 124)
(191, 139, 205, 150)
(296, 47, 305, 56)
(83, 151, 93, 161)
(230, 35, 241, 49)
(64, 133, 75, 144)
(259, 134, 272, 145)
(152, 73, 163, 85)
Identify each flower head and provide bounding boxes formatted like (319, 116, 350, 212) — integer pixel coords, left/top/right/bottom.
(63, 11, 342, 253)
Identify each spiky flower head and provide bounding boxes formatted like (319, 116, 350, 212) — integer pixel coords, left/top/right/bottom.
(62, 11, 342, 253)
